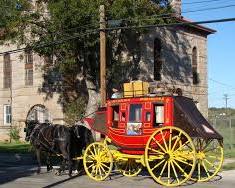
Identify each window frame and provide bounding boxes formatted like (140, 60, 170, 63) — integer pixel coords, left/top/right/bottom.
(129, 103, 143, 123)
(3, 53, 12, 89)
(25, 68, 33, 86)
(3, 104, 12, 125)
(192, 46, 199, 85)
(153, 103, 165, 127)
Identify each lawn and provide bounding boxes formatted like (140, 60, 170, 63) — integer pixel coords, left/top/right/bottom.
(0, 142, 31, 153)
(224, 148, 235, 158)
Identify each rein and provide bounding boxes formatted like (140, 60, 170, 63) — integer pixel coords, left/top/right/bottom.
(29, 124, 63, 154)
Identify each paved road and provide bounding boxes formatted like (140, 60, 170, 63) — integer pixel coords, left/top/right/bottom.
(0, 153, 234, 188)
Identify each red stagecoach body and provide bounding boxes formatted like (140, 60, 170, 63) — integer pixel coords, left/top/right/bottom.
(84, 95, 222, 155)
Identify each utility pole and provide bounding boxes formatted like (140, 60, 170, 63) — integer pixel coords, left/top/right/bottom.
(100, 5, 106, 107)
(223, 94, 229, 116)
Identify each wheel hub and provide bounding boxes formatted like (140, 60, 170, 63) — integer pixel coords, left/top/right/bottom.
(164, 151, 174, 161)
(197, 151, 206, 160)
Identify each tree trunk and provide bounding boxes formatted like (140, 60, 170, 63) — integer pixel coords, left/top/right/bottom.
(85, 78, 100, 118)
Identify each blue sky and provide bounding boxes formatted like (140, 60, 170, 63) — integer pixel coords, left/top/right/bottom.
(182, 1, 235, 108)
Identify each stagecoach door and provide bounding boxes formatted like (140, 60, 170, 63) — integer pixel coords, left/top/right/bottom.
(127, 104, 143, 135)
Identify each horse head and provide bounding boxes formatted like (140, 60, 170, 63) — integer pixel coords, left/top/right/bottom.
(72, 124, 94, 149)
(24, 120, 38, 141)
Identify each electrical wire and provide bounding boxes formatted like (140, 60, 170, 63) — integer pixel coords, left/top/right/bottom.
(104, 17, 235, 31)
(183, 0, 234, 5)
(0, 29, 99, 56)
(1, 17, 235, 56)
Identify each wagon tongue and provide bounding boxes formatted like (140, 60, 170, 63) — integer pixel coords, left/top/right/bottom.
(174, 96, 223, 140)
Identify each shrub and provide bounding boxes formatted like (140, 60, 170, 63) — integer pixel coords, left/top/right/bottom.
(9, 126, 21, 142)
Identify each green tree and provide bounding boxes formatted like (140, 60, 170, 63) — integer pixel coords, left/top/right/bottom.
(0, 0, 173, 119)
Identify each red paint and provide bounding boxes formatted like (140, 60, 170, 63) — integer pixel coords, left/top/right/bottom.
(85, 96, 175, 154)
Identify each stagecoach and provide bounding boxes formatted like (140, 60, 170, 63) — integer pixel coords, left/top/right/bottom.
(82, 81, 224, 187)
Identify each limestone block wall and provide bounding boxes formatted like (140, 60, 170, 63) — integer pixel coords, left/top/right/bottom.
(139, 27, 209, 116)
(0, 44, 64, 141)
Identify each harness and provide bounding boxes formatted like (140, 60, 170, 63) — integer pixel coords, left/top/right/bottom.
(29, 124, 65, 154)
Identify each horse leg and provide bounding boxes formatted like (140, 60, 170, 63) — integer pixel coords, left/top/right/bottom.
(46, 153, 53, 172)
(61, 144, 73, 177)
(55, 159, 66, 176)
(75, 151, 84, 175)
(36, 149, 41, 174)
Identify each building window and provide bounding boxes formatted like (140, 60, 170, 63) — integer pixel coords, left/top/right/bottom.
(154, 38, 162, 81)
(25, 69, 33, 85)
(3, 53, 11, 88)
(192, 47, 199, 84)
(25, 51, 33, 86)
(25, 51, 33, 64)
(4, 105, 12, 125)
(26, 105, 50, 123)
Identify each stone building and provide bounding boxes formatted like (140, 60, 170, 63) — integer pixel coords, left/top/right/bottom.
(0, 0, 214, 141)
(0, 44, 64, 141)
(121, 0, 215, 116)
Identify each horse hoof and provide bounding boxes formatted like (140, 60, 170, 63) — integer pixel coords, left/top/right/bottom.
(55, 171, 61, 176)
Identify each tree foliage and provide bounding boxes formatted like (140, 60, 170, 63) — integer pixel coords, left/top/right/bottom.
(0, 0, 173, 119)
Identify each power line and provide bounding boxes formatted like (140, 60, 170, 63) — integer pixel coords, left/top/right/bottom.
(0, 29, 99, 56)
(209, 78, 235, 89)
(105, 17, 235, 31)
(183, 4, 235, 14)
(1, 17, 235, 56)
(108, 4, 235, 25)
(183, 0, 234, 5)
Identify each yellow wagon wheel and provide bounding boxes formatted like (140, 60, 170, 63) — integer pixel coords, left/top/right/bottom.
(83, 142, 113, 181)
(192, 138, 224, 182)
(145, 126, 196, 187)
(116, 159, 142, 177)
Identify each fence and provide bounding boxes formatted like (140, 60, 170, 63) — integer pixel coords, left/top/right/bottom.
(209, 117, 235, 150)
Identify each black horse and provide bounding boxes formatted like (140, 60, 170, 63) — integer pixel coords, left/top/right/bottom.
(25, 120, 94, 176)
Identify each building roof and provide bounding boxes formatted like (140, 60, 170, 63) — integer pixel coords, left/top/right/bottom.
(178, 17, 216, 34)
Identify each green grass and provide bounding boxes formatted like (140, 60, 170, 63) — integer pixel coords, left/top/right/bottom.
(0, 142, 31, 153)
(224, 148, 235, 158)
(223, 161, 235, 171)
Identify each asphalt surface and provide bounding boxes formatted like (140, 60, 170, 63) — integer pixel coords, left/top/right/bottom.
(0, 153, 235, 188)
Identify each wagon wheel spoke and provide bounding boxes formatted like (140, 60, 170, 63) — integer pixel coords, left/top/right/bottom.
(193, 138, 224, 182)
(172, 159, 189, 178)
(174, 157, 194, 167)
(160, 130, 169, 152)
(83, 142, 113, 181)
(171, 132, 182, 151)
(148, 147, 164, 155)
(152, 137, 167, 153)
(169, 129, 173, 151)
(117, 159, 142, 177)
(159, 160, 168, 178)
(145, 126, 196, 187)
(151, 159, 165, 171)
(171, 161, 180, 184)
(167, 161, 171, 184)
(174, 140, 190, 152)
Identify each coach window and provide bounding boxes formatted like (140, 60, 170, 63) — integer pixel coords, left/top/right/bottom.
(145, 112, 151, 122)
(129, 104, 142, 122)
(121, 112, 126, 121)
(112, 105, 119, 128)
(153, 104, 164, 127)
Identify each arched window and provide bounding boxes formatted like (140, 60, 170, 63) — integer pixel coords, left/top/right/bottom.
(26, 105, 51, 123)
(154, 38, 162, 81)
(192, 47, 199, 84)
